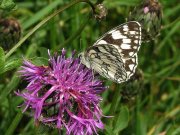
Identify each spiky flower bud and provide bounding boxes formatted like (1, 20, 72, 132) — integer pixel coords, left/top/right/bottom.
(121, 69, 144, 102)
(128, 0, 162, 42)
(93, 4, 108, 20)
(0, 18, 21, 51)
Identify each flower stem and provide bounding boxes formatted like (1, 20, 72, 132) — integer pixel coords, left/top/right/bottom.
(5, 0, 95, 59)
(5, 111, 23, 135)
(107, 84, 121, 126)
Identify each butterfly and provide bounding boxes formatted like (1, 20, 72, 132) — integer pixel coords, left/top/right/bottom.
(79, 21, 142, 83)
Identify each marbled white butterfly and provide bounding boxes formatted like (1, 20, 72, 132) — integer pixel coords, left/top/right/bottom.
(79, 21, 142, 83)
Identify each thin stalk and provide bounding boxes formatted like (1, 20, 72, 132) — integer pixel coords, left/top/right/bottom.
(5, 111, 23, 135)
(107, 84, 121, 126)
(5, 0, 95, 59)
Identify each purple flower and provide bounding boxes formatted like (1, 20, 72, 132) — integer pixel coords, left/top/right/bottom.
(16, 49, 106, 135)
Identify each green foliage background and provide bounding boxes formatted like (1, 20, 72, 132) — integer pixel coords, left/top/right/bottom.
(0, 0, 179, 134)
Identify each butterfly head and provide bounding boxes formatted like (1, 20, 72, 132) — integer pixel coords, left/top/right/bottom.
(78, 52, 91, 69)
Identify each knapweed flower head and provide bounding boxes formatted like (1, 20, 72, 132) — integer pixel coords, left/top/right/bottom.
(16, 49, 106, 135)
(128, 0, 162, 42)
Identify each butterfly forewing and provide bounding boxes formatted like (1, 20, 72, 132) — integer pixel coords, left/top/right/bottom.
(94, 21, 141, 56)
(80, 21, 142, 83)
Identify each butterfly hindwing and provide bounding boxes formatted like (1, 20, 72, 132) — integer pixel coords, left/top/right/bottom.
(86, 44, 127, 83)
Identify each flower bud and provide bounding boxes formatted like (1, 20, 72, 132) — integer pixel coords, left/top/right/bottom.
(0, 18, 21, 51)
(128, 0, 162, 42)
(121, 69, 144, 102)
(93, 4, 108, 20)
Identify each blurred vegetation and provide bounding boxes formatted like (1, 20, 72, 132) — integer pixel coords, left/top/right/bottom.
(0, 0, 179, 135)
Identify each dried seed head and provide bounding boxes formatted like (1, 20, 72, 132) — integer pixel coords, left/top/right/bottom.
(94, 4, 108, 20)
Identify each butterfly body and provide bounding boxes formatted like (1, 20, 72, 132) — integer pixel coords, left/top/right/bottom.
(79, 21, 142, 83)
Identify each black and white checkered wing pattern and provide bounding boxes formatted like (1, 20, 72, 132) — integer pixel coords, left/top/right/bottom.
(81, 21, 142, 83)
(85, 44, 128, 83)
(94, 21, 141, 57)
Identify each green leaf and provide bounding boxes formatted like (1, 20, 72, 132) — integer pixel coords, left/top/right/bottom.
(113, 106, 129, 133)
(105, 125, 115, 135)
(3, 58, 22, 73)
(0, 0, 16, 10)
(0, 74, 20, 103)
(5, 111, 23, 135)
(0, 47, 5, 74)
(38, 47, 49, 59)
(31, 57, 48, 66)
(171, 128, 180, 135)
